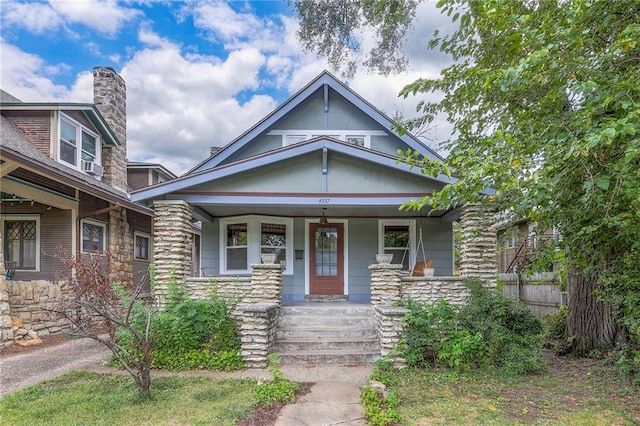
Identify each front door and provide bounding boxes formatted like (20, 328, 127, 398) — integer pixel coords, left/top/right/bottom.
(309, 223, 344, 295)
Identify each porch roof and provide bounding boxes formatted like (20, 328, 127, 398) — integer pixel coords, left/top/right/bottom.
(132, 137, 458, 220)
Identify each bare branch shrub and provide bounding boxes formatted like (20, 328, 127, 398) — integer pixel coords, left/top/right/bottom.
(50, 245, 157, 397)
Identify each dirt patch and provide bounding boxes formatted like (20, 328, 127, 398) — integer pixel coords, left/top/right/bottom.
(237, 382, 314, 426)
(0, 333, 71, 357)
(498, 350, 640, 424)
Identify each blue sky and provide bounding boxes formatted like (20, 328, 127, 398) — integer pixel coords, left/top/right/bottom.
(1, 0, 455, 175)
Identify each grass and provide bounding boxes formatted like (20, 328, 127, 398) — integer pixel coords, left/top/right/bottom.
(393, 352, 640, 425)
(0, 371, 258, 426)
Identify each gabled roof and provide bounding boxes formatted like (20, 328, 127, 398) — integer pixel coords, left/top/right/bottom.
(1, 115, 152, 215)
(132, 137, 456, 203)
(127, 162, 178, 180)
(0, 97, 121, 146)
(187, 70, 444, 175)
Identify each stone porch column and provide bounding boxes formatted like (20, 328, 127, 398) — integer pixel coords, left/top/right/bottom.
(457, 203, 498, 282)
(153, 200, 193, 302)
(369, 263, 404, 308)
(250, 263, 283, 305)
(0, 231, 13, 346)
(108, 207, 133, 287)
(369, 262, 407, 366)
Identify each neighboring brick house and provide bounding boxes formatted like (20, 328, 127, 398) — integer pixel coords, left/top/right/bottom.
(0, 67, 155, 345)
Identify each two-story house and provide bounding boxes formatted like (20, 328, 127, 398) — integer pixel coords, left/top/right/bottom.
(0, 67, 155, 344)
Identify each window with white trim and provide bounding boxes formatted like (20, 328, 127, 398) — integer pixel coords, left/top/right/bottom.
(220, 216, 293, 274)
(378, 220, 415, 271)
(261, 223, 287, 269)
(2, 215, 40, 270)
(346, 135, 365, 147)
(286, 135, 307, 146)
(81, 219, 107, 253)
(59, 114, 101, 173)
(269, 130, 386, 149)
(134, 232, 151, 261)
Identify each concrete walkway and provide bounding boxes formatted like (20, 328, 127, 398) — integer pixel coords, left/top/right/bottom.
(0, 337, 372, 425)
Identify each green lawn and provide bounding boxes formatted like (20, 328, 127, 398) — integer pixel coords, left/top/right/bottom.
(0, 371, 258, 426)
(393, 355, 640, 425)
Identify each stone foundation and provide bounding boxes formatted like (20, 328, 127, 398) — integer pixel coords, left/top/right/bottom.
(0, 278, 72, 347)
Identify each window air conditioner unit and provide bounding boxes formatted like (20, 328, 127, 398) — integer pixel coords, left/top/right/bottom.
(81, 160, 104, 177)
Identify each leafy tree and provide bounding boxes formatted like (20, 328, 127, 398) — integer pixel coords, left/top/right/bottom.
(51, 247, 157, 397)
(289, 0, 420, 78)
(292, 0, 640, 356)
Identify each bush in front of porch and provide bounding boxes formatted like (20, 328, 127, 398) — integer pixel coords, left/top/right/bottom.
(400, 279, 545, 375)
(116, 277, 244, 371)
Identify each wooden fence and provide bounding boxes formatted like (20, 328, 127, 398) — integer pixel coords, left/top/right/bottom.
(499, 273, 567, 318)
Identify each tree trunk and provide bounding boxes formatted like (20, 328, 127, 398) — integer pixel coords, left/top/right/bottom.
(565, 264, 619, 356)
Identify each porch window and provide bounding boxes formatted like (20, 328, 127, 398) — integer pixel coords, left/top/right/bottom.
(261, 223, 287, 269)
(134, 232, 151, 261)
(3, 217, 39, 270)
(286, 135, 307, 145)
(378, 220, 415, 271)
(226, 223, 248, 270)
(220, 216, 293, 275)
(81, 219, 106, 253)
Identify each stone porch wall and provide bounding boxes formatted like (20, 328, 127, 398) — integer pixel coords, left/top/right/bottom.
(0, 278, 72, 347)
(179, 264, 284, 368)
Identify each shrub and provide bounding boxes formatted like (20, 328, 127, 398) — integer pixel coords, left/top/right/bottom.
(361, 385, 402, 426)
(252, 354, 299, 406)
(400, 279, 545, 374)
(115, 279, 244, 371)
(546, 305, 568, 340)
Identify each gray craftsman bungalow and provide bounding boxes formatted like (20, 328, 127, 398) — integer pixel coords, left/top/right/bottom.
(132, 71, 493, 303)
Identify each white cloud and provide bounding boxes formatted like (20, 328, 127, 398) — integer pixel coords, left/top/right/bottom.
(1, 1, 63, 34)
(0, 40, 72, 101)
(121, 29, 274, 174)
(49, 0, 141, 36)
(1, 0, 140, 37)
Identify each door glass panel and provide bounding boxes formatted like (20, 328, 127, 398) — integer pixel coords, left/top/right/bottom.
(314, 226, 338, 277)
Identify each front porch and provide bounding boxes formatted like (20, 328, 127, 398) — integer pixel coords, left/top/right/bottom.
(152, 203, 497, 367)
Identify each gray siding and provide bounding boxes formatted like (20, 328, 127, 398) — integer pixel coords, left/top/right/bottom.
(371, 135, 404, 157)
(191, 151, 440, 195)
(419, 218, 454, 275)
(327, 91, 380, 130)
(1, 203, 72, 281)
(347, 218, 378, 300)
(226, 134, 282, 163)
(192, 153, 324, 193)
(201, 220, 220, 277)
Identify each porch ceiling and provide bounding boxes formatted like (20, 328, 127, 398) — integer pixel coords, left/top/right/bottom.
(188, 203, 446, 220)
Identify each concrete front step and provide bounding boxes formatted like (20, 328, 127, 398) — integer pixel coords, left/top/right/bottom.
(276, 326, 377, 339)
(275, 349, 381, 364)
(274, 302, 380, 364)
(277, 314, 375, 328)
(273, 337, 379, 352)
(280, 304, 373, 316)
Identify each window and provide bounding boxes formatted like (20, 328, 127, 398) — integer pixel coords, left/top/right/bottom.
(378, 220, 415, 270)
(346, 135, 365, 147)
(504, 232, 516, 249)
(269, 130, 384, 149)
(81, 219, 106, 252)
(226, 223, 248, 270)
(59, 114, 100, 172)
(3, 216, 39, 270)
(134, 232, 151, 261)
(261, 223, 287, 269)
(220, 216, 293, 274)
